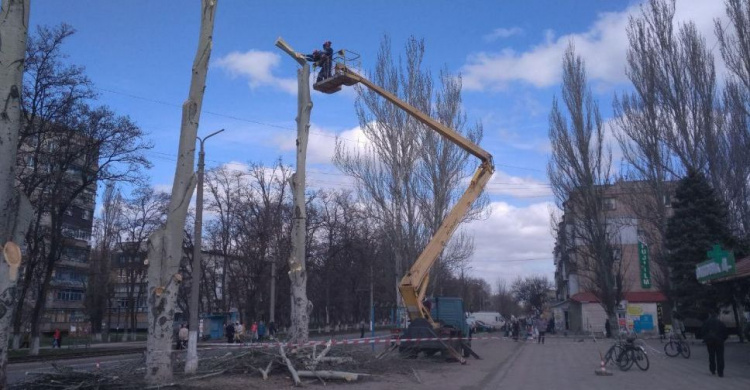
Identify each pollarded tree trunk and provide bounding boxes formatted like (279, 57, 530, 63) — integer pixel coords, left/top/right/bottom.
(145, 0, 217, 384)
(275, 38, 312, 343)
(0, 0, 32, 387)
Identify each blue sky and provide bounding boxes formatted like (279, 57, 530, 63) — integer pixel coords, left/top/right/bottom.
(30, 0, 728, 287)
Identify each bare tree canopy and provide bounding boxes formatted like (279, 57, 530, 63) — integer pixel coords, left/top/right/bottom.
(548, 44, 623, 325)
(334, 35, 487, 307)
(511, 275, 553, 314)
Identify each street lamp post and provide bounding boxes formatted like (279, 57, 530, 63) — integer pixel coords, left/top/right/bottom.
(185, 128, 224, 373)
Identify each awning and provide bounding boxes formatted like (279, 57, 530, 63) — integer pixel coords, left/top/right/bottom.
(707, 256, 750, 284)
(570, 291, 667, 304)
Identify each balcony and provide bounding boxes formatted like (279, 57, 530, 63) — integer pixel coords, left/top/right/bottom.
(61, 227, 91, 242)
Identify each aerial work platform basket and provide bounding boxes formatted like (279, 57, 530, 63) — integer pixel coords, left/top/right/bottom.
(313, 50, 361, 94)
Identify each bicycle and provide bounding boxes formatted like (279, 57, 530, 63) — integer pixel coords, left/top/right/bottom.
(664, 332, 690, 358)
(616, 335, 649, 371)
(603, 338, 627, 367)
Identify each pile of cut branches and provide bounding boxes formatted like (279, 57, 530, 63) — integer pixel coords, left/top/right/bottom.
(11, 358, 148, 390)
(12, 340, 377, 389)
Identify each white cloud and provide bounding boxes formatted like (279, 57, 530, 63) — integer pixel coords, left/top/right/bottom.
(462, 0, 727, 91)
(214, 50, 297, 94)
(464, 201, 556, 284)
(152, 183, 172, 194)
(486, 170, 552, 198)
(483, 27, 523, 42)
(271, 123, 371, 165)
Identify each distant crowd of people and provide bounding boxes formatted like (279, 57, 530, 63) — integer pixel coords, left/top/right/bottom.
(224, 320, 276, 344)
(503, 315, 554, 344)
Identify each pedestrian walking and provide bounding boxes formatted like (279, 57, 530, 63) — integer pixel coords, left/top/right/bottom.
(536, 316, 548, 344)
(258, 321, 266, 341)
(235, 322, 244, 344)
(21, 330, 30, 349)
(268, 321, 277, 340)
(359, 320, 366, 338)
(701, 313, 728, 377)
(251, 321, 259, 343)
(673, 314, 686, 339)
(53, 328, 62, 348)
(604, 319, 611, 338)
(658, 319, 666, 341)
(225, 322, 235, 344)
(178, 324, 189, 350)
(512, 319, 520, 342)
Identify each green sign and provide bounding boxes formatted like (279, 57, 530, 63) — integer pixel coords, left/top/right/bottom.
(638, 241, 651, 288)
(696, 244, 736, 283)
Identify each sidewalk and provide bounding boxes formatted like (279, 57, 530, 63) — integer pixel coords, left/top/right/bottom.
(494, 337, 750, 390)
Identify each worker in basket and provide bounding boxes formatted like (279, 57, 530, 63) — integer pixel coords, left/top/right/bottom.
(306, 41, 334, 82)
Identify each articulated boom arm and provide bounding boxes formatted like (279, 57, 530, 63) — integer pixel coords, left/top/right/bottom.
(316, 64, 495, 324)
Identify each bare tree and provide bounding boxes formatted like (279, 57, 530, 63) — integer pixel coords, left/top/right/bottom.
(118, 187, 168, 340)
(334, 36, 486, 311)
(0, 0, 32, 386)
(548, 44, 623, 329)
(715, 0, 750, 243)
(144, 0, 216, 383)
(11, 23, 95, 350)
(204, 165, 246, 315)
(86, 182, 123, 341)
(511, 276, 553, 314)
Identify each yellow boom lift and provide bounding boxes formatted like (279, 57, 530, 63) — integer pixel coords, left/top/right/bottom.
(276, 39, 494, 363)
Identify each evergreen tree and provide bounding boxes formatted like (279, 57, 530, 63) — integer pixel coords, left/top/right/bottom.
(665, 169, 734, 318)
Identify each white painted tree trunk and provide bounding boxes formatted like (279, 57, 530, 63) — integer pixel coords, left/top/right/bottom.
(275, 38, 312, 344)
(144, 0, 217, 385)
(0, 0, 31, 387)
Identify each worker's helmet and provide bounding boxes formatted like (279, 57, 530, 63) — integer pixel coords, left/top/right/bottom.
(323, 40, 331, 46)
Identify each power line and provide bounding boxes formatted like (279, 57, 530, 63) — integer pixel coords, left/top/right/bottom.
(99, 86, 548, 174)
(96, 86, 365, 145)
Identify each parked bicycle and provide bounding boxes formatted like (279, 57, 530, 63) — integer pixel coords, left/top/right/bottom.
(664, 331, 690, 358)
(616, 335, 649, 371)
(603, 337, 627, 367)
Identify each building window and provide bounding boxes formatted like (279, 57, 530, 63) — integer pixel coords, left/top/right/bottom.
(604, 198, 616, 210)
(81, 210, 92, 220)
(56, 289, 83, 301)
(613, 248, 622, 262)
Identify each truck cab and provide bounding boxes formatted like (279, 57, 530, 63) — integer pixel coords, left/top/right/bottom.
(399, 297, 471, 359)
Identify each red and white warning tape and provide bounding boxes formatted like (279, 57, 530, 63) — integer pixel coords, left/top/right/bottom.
(201, 335, 509, 349)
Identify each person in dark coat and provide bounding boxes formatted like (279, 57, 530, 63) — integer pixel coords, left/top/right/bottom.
(604, 319, 612, 338)
(318, 41, 334, 81)
(225, 322, 235, 344)
(701, 313, 728, 377)
(268, 321, 277, 340)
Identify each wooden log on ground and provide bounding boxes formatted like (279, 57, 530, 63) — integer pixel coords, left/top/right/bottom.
(279, 344, 302, 386)
(297, 370, 370, 382)
(259, 359, 274, 380)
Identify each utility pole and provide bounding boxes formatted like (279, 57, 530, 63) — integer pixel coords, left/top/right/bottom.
(370, 262, 374, 351)
(185, 128, 224, 374)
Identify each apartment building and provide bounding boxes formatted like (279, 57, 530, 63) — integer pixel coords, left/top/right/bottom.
(17, 131, 98, 333)
(552, 180, 673, 335)
(105, 242, 149, 333)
